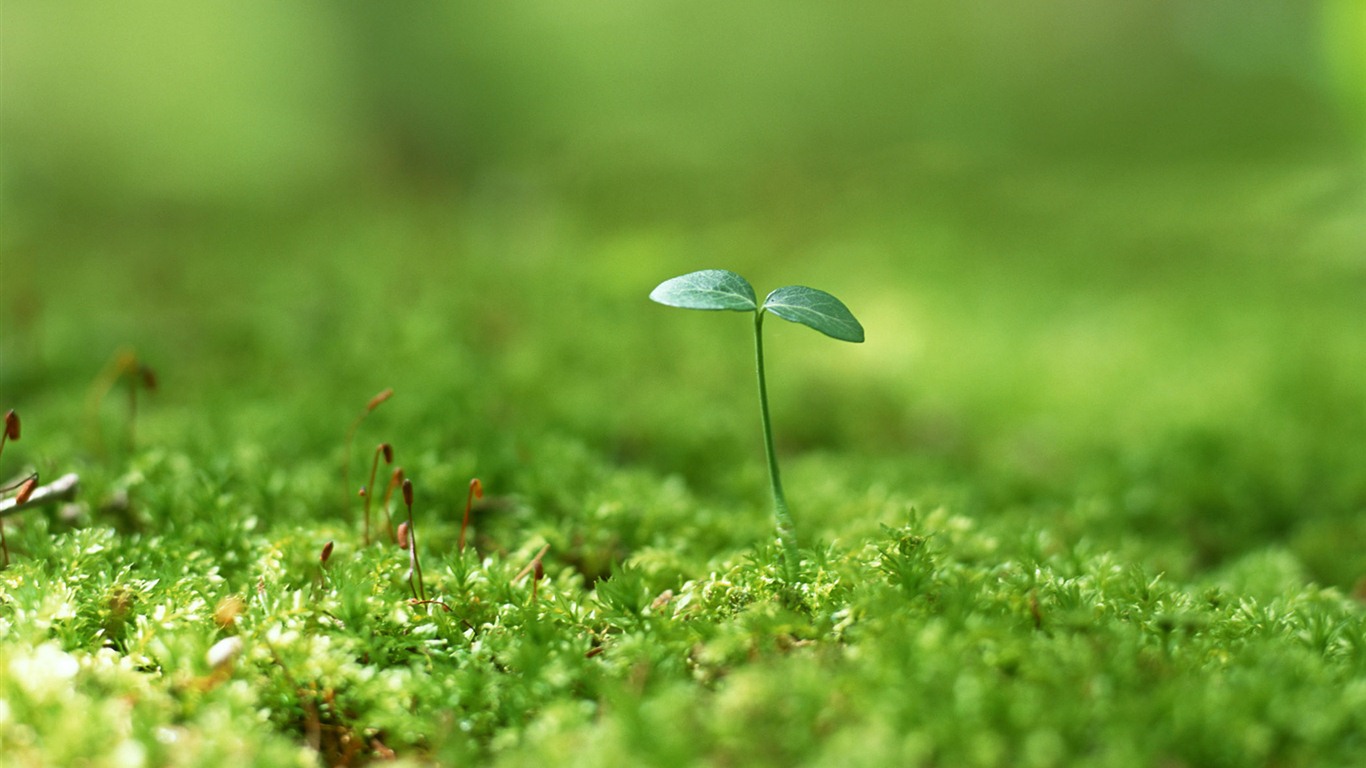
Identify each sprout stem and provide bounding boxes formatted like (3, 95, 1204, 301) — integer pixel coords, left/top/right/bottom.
(754, 310, 799, 585)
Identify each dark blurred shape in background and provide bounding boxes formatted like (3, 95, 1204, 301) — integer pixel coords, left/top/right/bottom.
(4, 1, 1362, 215)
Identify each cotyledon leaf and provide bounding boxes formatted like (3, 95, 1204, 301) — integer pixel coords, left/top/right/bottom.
(761, 285, 865, 342)
(649, 269, 758, 311)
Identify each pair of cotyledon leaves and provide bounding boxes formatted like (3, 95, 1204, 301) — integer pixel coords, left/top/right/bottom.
(649, 269, 864, 343)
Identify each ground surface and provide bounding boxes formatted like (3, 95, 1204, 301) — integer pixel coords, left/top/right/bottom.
(2, 155, 1365, 766)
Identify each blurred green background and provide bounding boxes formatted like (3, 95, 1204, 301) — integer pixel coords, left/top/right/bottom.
(2, 3, 1364, 584)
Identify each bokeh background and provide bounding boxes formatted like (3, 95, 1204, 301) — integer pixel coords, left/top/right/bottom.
(3, 3, 1364, 584)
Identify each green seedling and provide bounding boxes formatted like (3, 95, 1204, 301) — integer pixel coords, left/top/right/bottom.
(650, 269, 864, 585)
(361, 443, 394, 545)
(342, 388, 393, 518)
(459, 477, 483, 554)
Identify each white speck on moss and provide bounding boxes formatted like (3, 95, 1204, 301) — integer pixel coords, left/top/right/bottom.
(207, 636, 244, 670)
(111, 738, 146, 768)
(9, 643, 80, 699)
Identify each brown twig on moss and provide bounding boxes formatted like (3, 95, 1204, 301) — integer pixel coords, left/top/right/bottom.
(0, 473, 79, 519)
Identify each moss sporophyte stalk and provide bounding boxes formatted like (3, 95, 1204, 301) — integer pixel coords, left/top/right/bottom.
(649, 269, 865, 585)
(0, 409, 21, 568)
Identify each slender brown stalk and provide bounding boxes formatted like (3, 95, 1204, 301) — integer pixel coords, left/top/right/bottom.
(127, 363, 157, 453)
(0, 411, 21, 569)
(85, 350, 132, 455)
(513, 544, 551, 584)
(402, 479, 425, 601)
(380, 467, 404, 543)
(84, 352, 156, 455)
(342, 388, 392, 518)
(362, 443, 393, 545)
(531, 559, 545, 604)
(396, 520, 416, 599)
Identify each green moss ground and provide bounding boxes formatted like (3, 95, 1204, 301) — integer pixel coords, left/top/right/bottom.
(2, 158, 1365, 766)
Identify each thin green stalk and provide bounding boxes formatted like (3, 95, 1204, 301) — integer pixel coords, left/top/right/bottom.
(754, 310, 799, 584)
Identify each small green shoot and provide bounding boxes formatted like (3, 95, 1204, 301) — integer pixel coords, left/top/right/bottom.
(650, 269, 864, 585)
